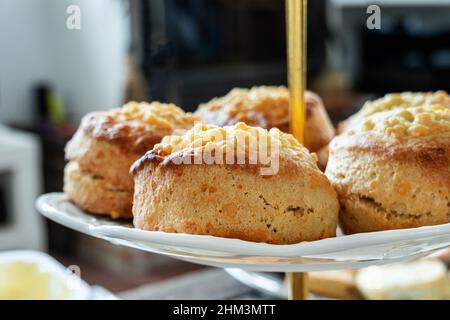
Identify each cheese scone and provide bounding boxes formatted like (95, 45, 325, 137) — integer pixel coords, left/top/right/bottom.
(326, 92, 450, 233)
(64, 102, 200, 218)
(195, 86, 335, 167)
(131, 122, 339, 244)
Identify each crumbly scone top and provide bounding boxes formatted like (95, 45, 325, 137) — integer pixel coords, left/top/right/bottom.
(347, 104, 450, 138)
(105, 101, 201, 132)
(78, 102, 201, 153)
(358, 91, 450, 117)
(345, 92, 450, 138)
(196, 86, 289, 128)
(152, 122, 318, 165)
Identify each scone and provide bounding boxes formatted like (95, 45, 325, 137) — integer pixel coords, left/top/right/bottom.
(195, 86, 335, 157)
(64, 101, 200, 218)
(131, 122, 339, 244)
(339, 91, 450, 133)
(326, 92, 450, 233)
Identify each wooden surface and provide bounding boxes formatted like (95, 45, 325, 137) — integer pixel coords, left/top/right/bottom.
(309, 270, 360, 300)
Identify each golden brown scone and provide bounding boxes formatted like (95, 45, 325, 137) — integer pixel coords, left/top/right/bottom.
(326, 92, 450, 234)
(64, 162, 134, 218)
(131, 122, 339, 244)
(64, 101, 200, 218)
(195, 86, 335, 155)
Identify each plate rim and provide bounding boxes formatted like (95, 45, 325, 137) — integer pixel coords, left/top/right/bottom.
(36, 192, 450, 258)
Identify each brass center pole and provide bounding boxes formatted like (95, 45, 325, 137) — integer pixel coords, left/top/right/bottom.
(287, 272, 309, 300)
(286, 0, 309, 300)
(286, 0, 307, 144)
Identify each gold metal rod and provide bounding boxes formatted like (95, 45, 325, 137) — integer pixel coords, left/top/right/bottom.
(286, 0, 307, 144)
(286, 0, 309, 301)
(287, 272, 309, 300)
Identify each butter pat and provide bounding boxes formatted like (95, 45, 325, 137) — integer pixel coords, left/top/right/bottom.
(356, 260, 450, 300)
(0, 251, 90, 300)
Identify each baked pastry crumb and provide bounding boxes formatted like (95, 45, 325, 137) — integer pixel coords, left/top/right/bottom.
(195, 86, 335, 156)
(327, 91, 450, 233)
(131, 122, 339, 244)
(64, 102, 200, 218)
(152, 122, 317, 166)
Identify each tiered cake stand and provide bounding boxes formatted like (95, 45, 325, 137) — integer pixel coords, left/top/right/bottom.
(36, 0, 450, 300)
(37, 193, 450, 298)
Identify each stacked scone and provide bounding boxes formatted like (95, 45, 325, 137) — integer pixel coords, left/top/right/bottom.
(131, 122, 339, 244)
(326, 92, 450, 233)
(64, 102, 200, 218)
(196, 86, 335, 167)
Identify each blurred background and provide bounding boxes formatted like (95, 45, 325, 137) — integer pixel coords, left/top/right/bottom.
(1, 0, 450, 298)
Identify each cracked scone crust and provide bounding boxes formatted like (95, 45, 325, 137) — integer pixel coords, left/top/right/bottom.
(131, 123, 339, 244)
(64, 102, 200, 218)
(326, 93, 450, 233)
(195, 86, 335, 154)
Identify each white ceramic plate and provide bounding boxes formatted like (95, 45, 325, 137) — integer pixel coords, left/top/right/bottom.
(36, 193, 450, 272)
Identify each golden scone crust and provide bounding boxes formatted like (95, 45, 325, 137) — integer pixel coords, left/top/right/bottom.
(64, 102, 200, 218)
(131, 122, 339, 244)
(326, 93, 450, 233)
(64, 162, 133, 218)
(195, 86, 335, 153)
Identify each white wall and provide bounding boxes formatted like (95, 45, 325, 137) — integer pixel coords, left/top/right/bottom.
(0, 1, 50, 125)
(0, 0, 129, 125)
